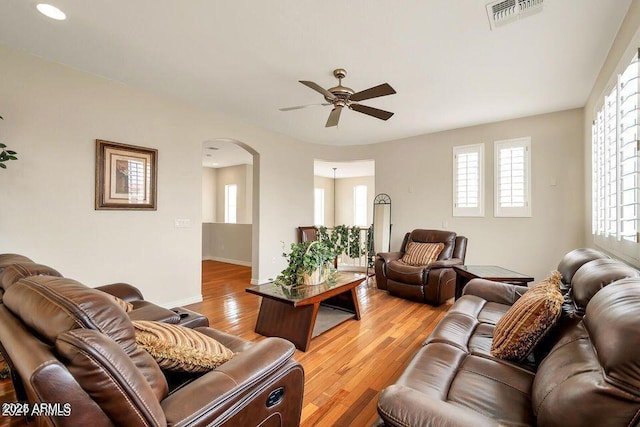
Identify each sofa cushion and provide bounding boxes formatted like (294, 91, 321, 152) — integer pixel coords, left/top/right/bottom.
(0, 262, 62, 291)
(570, 258, 640, 311)
(128, 300, 181, 324)
(4, 276, 169, 401)
(0, 254, 33, 271)
(387, 261, 424, 285)
(400, 242, 444, 266)
(394, 342, 535, 426)
(56, 329, 167, 427)
(556, 248, 608, 285)
(491, 272, 563, 361)
(133, 320, 234, 373)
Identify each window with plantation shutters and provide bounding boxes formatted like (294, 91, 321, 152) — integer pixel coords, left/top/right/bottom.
(494, 137, 531, 217)
(453, 144, 484, 217)
(592, 50, 639, 248)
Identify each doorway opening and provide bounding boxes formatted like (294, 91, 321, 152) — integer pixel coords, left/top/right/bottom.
(313, 159, 375, 272)
(201, 139, 260, 285)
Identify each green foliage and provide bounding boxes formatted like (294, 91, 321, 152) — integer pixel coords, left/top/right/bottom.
(276, 240, 336, 285)
(0, 116, 18, 169)
(319, 225, 367, 260)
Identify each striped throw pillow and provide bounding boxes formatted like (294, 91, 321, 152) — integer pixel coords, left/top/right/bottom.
(132, 320, 234, 373)
(491, 271, 564, 361)
(401, 242, 445, 266)
(112, 295, 134, 313)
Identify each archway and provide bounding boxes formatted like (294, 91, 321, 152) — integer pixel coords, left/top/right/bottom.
(201, 138, 260, 284)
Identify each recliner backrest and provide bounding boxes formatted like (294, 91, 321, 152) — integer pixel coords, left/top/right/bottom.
(532, 278, 640, 427)
(557, 248, 609, 285)
(3, 276, 168, 401)
(570, 258, 640, 312)
(405, 230, 457, 260)
(0, 262, 62, 292)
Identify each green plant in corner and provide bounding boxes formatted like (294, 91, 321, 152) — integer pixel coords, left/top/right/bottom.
(0, 116, 18, 169)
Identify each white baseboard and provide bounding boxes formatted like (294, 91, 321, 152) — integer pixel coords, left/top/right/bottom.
(203, 256, 252, 267)
(160, 294, 203, 309)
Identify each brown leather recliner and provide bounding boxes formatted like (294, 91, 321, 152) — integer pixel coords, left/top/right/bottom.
(375, 229, 467, 305)
(0, 275, 304, 426)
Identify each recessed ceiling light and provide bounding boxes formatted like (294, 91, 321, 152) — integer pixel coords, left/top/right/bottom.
(212, 163, 219, 166)
(36, 4, 66, 21)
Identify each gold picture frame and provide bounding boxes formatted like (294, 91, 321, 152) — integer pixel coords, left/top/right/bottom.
(95, 140, 157, 210)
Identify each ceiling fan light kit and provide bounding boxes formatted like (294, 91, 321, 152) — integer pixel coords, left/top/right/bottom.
(281, 68, 396, 127)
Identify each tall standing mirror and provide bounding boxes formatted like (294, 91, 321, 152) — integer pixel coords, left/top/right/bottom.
(373, 193, 392, 254)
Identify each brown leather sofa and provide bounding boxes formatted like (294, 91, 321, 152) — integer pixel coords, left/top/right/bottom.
(0, 274, 304, 426)
(377, 248, 640, 426)
(0, 253, 208, 328)
(375, 230, 467, 305)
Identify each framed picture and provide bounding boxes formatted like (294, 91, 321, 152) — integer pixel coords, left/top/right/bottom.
(95, 140, 157, 210)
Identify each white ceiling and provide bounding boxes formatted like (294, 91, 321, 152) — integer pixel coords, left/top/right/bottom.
(314, 160, 375, 179)
(202, 139, 253, 169)
(0, 1, 632, 146)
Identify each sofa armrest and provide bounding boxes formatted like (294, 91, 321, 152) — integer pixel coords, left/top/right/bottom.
(377, 252, 403, 263)
(429, 258, 464, 269)
(161, 337, 297, 425)
(462, 278, 529, 305)
(94, 283, 144, 302)
(378, 385, 498, 427)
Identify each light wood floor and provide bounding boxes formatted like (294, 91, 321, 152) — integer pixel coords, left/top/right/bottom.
(0, 261, 452, 427)
(189, 261, 452, 427)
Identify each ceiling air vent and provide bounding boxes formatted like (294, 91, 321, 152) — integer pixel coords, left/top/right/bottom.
(486, 0, 544, 30)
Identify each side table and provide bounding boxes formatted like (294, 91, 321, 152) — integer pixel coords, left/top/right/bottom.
(453, 265, 534, 300)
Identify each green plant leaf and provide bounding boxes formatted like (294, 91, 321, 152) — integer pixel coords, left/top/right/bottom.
(0, 163, 6, 169)
(0, 143, 5, 148)
(8, 156, 17, 160)
(6, 151, 16, 155)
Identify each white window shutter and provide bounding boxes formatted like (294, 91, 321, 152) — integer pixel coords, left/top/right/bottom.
(494, 137, 531, 217)
(453, 144, 485, 217)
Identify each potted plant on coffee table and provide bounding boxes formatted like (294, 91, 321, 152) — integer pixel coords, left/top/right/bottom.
(276, 240, 336, 286)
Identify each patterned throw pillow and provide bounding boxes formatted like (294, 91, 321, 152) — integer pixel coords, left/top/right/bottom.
(112, 295, 134, 313)
(491, 271, 564, 361)
(401, 242, 445, 266)
(132, 320, 234, 373)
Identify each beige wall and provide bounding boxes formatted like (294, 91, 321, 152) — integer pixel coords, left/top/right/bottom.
(0, 41, 594, 299)
(367, 109, 585, 281)
(202, 167, 216, 223)
(313, 176, 334, 227)
(215, 164, 252, 224)
(583, 0, 640, 264)
(335, 176, 375, 226)
(202, 223, 252, 265)
(0, 45, 314, 304)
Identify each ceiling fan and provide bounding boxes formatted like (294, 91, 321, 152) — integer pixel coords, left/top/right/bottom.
(280, 68, 396, 127)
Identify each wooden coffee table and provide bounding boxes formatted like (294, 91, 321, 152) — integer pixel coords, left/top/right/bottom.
(246, 272, 365, 351)
(453, 265, 534, 300)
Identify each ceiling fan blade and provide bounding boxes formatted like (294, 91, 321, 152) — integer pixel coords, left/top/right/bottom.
(350, 103, 394, 121)
(325, 106, 343, 127)
(350, 83, 396, 102)
(279, 103, 331, 111)
(299, 81, 336, 100)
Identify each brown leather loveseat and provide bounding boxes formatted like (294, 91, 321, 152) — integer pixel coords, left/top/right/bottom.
(375, 229, 467, 305)
(0, 273, 304, 426)
(377, 248, 640, 426)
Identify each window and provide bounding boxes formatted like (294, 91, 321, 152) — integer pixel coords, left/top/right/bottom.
(453, 144, 484, 217)
(592, 50, 639, 247)
(314, 188, 325, 226)
(353, 185, 367, 226)
(224, 184, 237, 223)
(494, 137, 531, 217)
